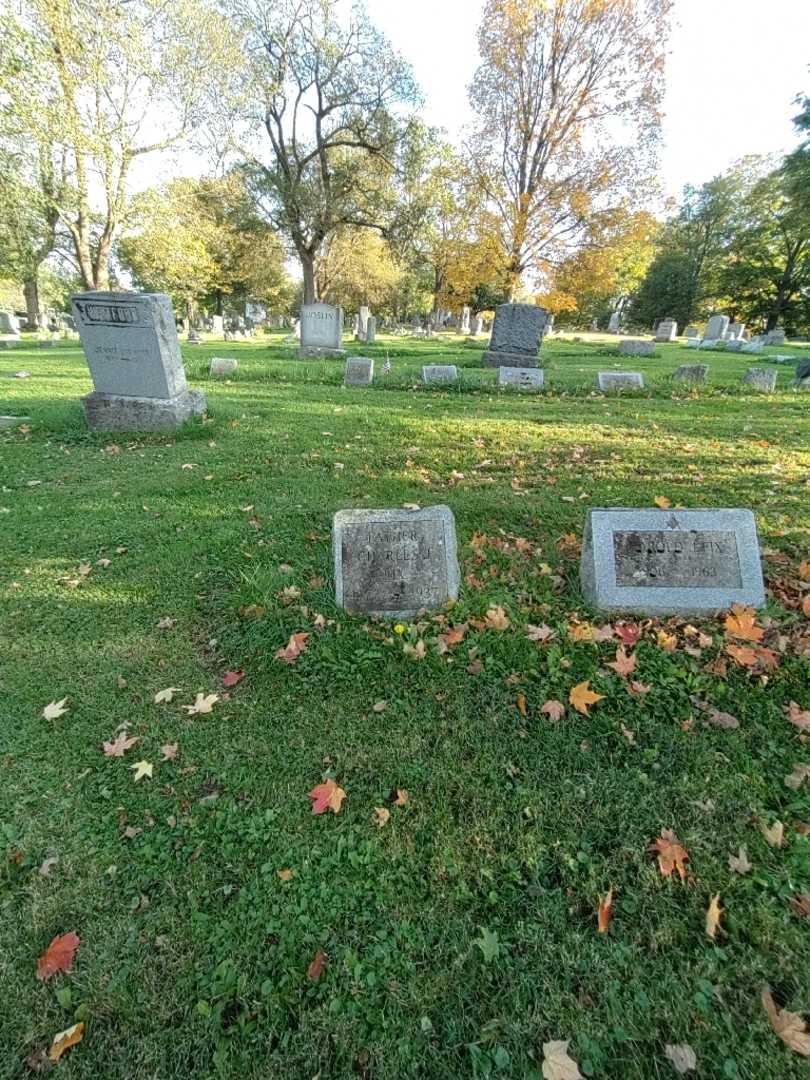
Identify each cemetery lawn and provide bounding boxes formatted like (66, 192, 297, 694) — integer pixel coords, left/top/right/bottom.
(3, 331, 810, 1080)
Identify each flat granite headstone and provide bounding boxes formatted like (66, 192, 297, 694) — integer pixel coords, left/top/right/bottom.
(580, 507, 765, 616)
(0, 415, 30, 429)
(597, 371, 644, 391)
(619, 340, 655, 357)
(298, 302, 345, 358)
(674, 364, 709, 383)
(333, 505, 460, 618)
(70, 290, 206, 431)
(210, 357, 237, 376)
(685, 338, 700, 349)
(497, 366, 544, 391)
(764, 329, 785, 345)
(742, 342, 763, 354)
(725, 340, 743, 352)
(422, 365, 458, 384)
(482, 303, 548, 368)
(345, 356, 374, 385)
(742, 367, 777, 392)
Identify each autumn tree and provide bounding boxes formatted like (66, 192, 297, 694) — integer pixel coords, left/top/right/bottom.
(315, 229, 403, 313)
(0, 0, 236, 292)
(468, 0, 670, 299)
(228, 0, 420, 304)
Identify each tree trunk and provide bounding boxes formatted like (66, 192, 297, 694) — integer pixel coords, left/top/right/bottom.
(23, 278, 42, 331)
(216, 289, 223, 316)
(301, 250, 317, 304)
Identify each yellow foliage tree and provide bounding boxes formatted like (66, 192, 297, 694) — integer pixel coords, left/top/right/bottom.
(315, 229, 403, 314)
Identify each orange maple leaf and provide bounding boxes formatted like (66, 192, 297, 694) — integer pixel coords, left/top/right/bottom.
(649, 829, 689, 881)
(484, 605, 510, 631)
(567, 622, 594, 642)
(606, 646, 636, 678)
(724, 604, 764, 642)
(308, 778, 346, 815)
(516, 692, 527, 717)
(36, 932, 80, 981)
(725, 643, 759, 668)
(275, 632, 309, 664)
(439, 624, 467, 649)
(803, 595, 810, 619)
(307, 949, 328, 981)
(48, 1022, 85, 1064)
(569, 680, 605, 716)
(597, 887, 614, 933)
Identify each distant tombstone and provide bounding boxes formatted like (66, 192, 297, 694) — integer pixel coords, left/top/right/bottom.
(472, 314, 484, 336)
(699, 339, 721, 350)
(607, 311, 621, 334)
(705, 314, 730, 340)
(70, 290, 206, 431)
(765, 329, 786, 345)
(597, 371, 644, 391)
(685, 338, 701, 349)
(482, 303, 548, 368)
(742, 367, 777, 392)
(619, 339, 655, 356)
(795, 358, 810, 388)
(0, 311, 20, 334)
(298, 302, 345, 358)
(728, 321, 745, 341)
(684, 326, 700, 338)
(187, 328, 202, 344)
(210, 357, 237, 376)
(674, 364, 709, 384)
(353, 314, 361, 340)
(365, 316, 377, 344)
(211, 315, 224, 334)
(345, 356, 374, 386)
(333, 505, 460, 618)
(546, 313, 555, 333)
(497, 366, 544, 391)
(359, 306, 370, 337)
(725, 340, 743, 352)
(654, 319, 677, 342)
(580, 508, 765, 616)
(459, 306, 471, 334)
(742, 341, 763, 354)
(422, 365, 458, 384)
(771, 354, 792, 364)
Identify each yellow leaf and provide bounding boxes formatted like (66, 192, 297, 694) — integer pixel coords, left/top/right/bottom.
(724, 604, 764, 642)
(49, 1022, 85, 1063)
(393, 789, 409, 806)
(154, 687, 182, 704)
(761, 820, 784, 848)
(485, 605, 510, 631)
(131, 760, 153, 782)
(798, 560, 810, 581)
(653, 495, 671, 508)
(541, 1039, 583, 1079)
(569, 680, 604, 716)
(705, 893, 723, 939)
(276, 868, 294, 882)
(183, 692, 219, 715)
(761, 986, 810, 1055)
(42, 698, 69, 721)
(373, 806, 390, 827)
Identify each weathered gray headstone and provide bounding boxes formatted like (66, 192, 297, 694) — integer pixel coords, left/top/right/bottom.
(685, 338, 701, 349)
(607, 311, 621, 333)
(705, 314, 730, 340)
(764, 329, 785, 345)
(580, 507, 765, 616)
(333, 505, 460, 618)
(0, 311, 20, 334)
(422, 365, 458, 384)
(597, 371, 644, 391)
(345, 356, 374, 386)
(497, 366, 544, 391)
(359, 306, 370, 337)
(699, 339, 721, 350)
(365, 316, 376, 344)
(742, 367, 777, 392)
(725, 340, 743, 352)
(482, 303, 548, 368)
(0, 415, 30, 429)
(210, 357, 237, 376)
(298, 302, 345, 358)
(742, 341, 763, 354)
(795, 358, 810, 389)
(472, 314, 483, 336)
(674, 364, 709, 384)
(70, 290, 206, 431)
(684, 326, 700, 338)
(654, 319, 677, 342)
(459, 306, 471, 335)
(728, 321, 745, 340)
(211, 315, 224, 334)
(619, 339, 655, 356)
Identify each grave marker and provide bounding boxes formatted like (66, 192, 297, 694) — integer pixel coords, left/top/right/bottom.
(619, 340, 655, 356)
(597, 371, 644, 391)
(482, 303, 548, 368)
(345, 356, 374, 385)
(705, 314, 730, 340)
(333, 505, 460, 618)
(497, 367, 544, 390)
(654, 319, 677, 342)
(580, 507, 765, 616)
(742, 367, 777, 392)
(674, 364, 709, 383)
(298, 302, 345, 358)
(365, 316, 376, 344)
(210, 357, 237, 376)
(422, 365, 458, 384)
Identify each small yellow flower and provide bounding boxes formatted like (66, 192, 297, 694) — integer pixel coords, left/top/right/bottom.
(394, 623, 406, 635)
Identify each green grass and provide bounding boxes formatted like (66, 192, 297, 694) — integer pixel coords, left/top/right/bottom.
(1, 330, 809, 1079)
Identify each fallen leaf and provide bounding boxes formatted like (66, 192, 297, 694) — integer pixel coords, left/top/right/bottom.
(799, 560, 810, 581)
(761, 986, 810, 1055)
(629, 680, 651, 695)
(664, 1043, 697, 1074)
(392, 789, 409, 806)
(161, 743, 178, 762)
(130, 760, 153, 782)
(597, 887, 613, 934)
(786, 701, 810, 733)
(607, 646, 636, 678)
(789, 893, 810, 918)
(705, 893, 723, 939)
(656, 630, 678, 652)
(725, 643, 760, 669)
(803, 595, 810, 619)
(308, 778, 346, 815)
(516, 692, 527, 717)
(307, 949, 328, 981)
(785, 764, 810, 790)
(728, 846, 752, 874)
(541, 699, 565, 721)
(37, 932, 80, 981)
(527, 623, 555, 642)
(654, 495, 671, 509)
(761, 820, 784, 847)
(541, 1039, 583, 1079)
(569, 680, 604, 716)
(239, 604, 265, 620)
(48, 1022, 85, 1064)
(614, 622, 641, 646)
(485, 605, 510, 631)
(156, 616, 176, 629)
(372, 700, 387, 713)
(403, 639, 427, 660)
(724, 604, 764, 642)
(39, 856, 58, 877)
(42, 698, 68, 721)
(123, 825, 142, 840)
(275, 632, 309, 663)
(183, 692, 219, 715)
(102, 732, 139, 757)
(649, 829, 689, 881)
(222, 670, 244, 688)
(154, 687, 182, 704)
(373, 806, 390, 827)
(276, 868, 294, 882)
(439, 624, 467, 649)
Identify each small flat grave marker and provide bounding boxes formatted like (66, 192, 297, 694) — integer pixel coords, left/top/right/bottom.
(497, 366, 544, 390)
(345, 356, 374, 385)
(580, 507, 765, 616)
(674, 364, 709, 383)
(333, 505, 460, 618)
(597, 371, 644, 391)
(742, 367, 777, 392)
(422, 365, 458, 384)
(210, 357, 237, 376)
(619, 340, 655, 357)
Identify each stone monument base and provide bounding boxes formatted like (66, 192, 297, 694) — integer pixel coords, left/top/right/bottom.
(482, 350, 540, 368)
(297, 346, 346, 359)
(82, 389, 207, 431)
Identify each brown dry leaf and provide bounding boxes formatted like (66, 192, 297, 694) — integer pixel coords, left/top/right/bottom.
(183, 692, 219, 716)
(786, 701, 810, 733)
(629, 681, 651, 695)
(705, 893, 723, 940)
(307, 949, 328, 981)
(761, 986, 810, 1055)
(724, 604, 765, 642)
(516, 692, 527, 718)
(485, 605, 510, 631)
(597, 887, 613, 934)
(606, 647, 636, 678)
(728, 846, 752, 874)
(799, 560, 810, 581)
(569, 680, 605, 716)
(161, 743, 178, 762)
(276, 868, 294, 882)
(373, 806, 391, 828)
(541, 1039, 583, 1079)
(403, 639, 427, 660)
(154, 687, 182, 704)
(392, 789, 409, 806)
(725, 643, 759, 669)
(649, 829, 689, 881)
(102, 732, 139, 757)
(567, 622, 594, 642)
(789, 893, 810, 918)
(36, 932, 80, 981)
(803, 595, 810, 619)
(541, 699, 565, 721)
(42, 698, 68, 721)
(656, 630, 678, 652)
(439, 624, 467, 648)
(372, 700, 387, 713)
(785, 763, 810, 791)
(761, 820, 785, 848)
(527, 624, 555, 643)
(664, 1043, 697, 1074)
(275, 632, 309, 664)
(308, 778, 346, 815)
(48, 1022, 85, 1064)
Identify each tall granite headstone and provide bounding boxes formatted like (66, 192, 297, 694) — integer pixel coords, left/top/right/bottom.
(482, 303, 548, 368)
(607, 311, 620, 333)
(71, 291, 206, 431)
(472, 314, 483, 336)
(365, 315, 376, 344)
(705, 314, 730, 341)
(333, 505, 460, 618)
(459, 306, 471, 334)
(654, 319, 677, 342)
(298, 302, 345, 358)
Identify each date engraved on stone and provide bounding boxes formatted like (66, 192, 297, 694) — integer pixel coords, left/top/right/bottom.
(613, 530, 742, 589)
(341, 520, 446, 611)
